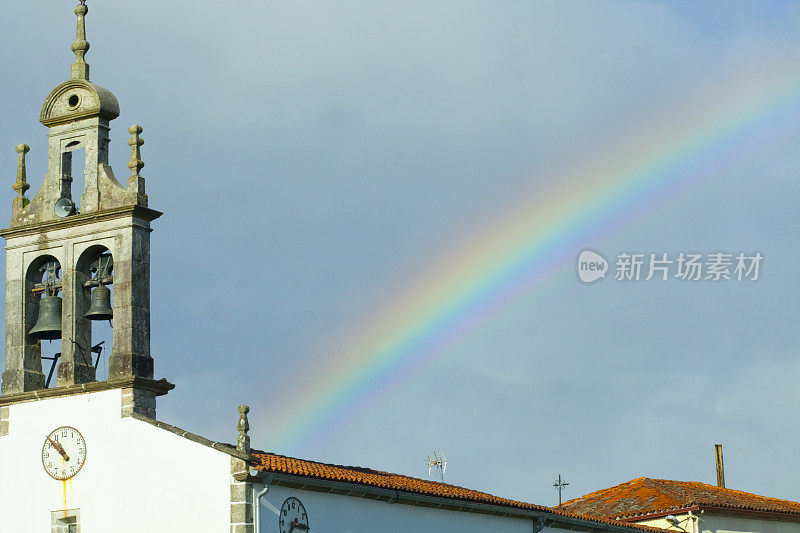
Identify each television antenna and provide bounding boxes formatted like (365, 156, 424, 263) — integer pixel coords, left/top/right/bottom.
(426, 451, 446, 483)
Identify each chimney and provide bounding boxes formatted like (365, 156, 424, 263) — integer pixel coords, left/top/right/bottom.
(715, 444, 725, 488)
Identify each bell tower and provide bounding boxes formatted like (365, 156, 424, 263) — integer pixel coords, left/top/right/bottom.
(0, 1, 171, 414)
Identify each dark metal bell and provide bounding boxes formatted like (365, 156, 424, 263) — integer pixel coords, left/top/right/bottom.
(85, 285, 113, 321)
(30, 294, 63, 340)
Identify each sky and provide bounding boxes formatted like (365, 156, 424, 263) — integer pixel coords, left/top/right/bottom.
(1, 0, 800, 507)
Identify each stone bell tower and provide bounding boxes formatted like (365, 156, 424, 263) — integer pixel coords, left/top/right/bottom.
(0, 1, 171, 414)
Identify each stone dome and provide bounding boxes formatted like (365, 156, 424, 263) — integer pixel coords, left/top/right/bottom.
(40, 79, 119, 127)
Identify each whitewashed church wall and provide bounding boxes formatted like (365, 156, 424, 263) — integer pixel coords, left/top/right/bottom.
(0, 389, 231, 532)
(258, 481, 546, 533)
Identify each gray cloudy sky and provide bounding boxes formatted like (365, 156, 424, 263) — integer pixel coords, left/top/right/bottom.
(2, 0, 800, 506)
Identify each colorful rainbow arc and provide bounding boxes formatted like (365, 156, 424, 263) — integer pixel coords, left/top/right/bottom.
(264, 56, 800, 452)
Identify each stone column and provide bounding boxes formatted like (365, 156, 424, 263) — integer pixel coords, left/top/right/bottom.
(108, 221, 152, 379)
(2, 249, 45, 395)
(57, 243, 95, 387)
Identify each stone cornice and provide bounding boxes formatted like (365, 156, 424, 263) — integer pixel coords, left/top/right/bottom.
(0, 376, 174, 407)
(0, 205, 163, 240)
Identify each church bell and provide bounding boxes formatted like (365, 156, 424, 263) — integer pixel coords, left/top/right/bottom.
(29, 294, 63, 340)
(85, 285, 113, 321)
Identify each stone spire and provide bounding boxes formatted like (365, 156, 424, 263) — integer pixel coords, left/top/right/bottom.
(71, 1, 90, 81)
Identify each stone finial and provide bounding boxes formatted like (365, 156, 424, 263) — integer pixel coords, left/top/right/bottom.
(125, 125, 148, 206)
(71, 1, 90, 80)
(12, 144, 30, 209)
(127, 125, 145, 178)
(236, 405, 251, 454)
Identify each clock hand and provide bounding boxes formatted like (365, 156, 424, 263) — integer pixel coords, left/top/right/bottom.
(290, 521, 309, 531)
(46, 436, 70, 462)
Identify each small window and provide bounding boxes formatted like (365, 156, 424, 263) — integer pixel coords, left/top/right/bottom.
(51, 508, 80, 533)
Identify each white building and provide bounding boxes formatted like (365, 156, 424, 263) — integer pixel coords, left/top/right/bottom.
(1, 382, 665, 532)
(561, 477, 800, 533)
(0, 3, 667, 532)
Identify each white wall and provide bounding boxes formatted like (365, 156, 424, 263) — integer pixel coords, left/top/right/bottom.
(0, 389, 231, 532)
(702, 514, 800, 533)
(639, 513, 696, 532)
(637, 513, 800, 533)
(258, 482, 542, 533)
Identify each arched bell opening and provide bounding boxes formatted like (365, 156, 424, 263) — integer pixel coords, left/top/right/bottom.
(25, 255, 63, 388)
(76, 246, 113, 379)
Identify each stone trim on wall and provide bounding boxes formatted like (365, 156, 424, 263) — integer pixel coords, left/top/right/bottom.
(0, 406, 9, 436)
(121, 387, 156, 418)
(231, 457, 255, 533)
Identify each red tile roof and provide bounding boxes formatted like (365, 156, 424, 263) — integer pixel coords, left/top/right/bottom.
(560, 478, 800, 520)
(251, 451, 660, 531)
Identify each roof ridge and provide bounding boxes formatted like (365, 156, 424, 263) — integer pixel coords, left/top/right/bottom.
(560, 477, 649, 506)
(654, 479, 800, 505)
(560, 477, 800, 520)
(252, 449, 394, 476)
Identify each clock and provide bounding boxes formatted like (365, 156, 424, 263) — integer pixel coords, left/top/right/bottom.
(42, 426, 86, 480)
(279, 497, 309, 532)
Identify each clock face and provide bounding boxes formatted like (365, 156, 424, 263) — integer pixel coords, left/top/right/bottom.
(42, 426, 86, 480)
(279, 497, 309, 532)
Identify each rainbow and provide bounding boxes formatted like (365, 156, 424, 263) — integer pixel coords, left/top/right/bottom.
(264, 55, 800, 453)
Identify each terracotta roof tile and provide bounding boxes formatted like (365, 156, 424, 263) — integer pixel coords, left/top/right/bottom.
(251, 451, 659, 531)
(560, 478, 800, 519)
(253, 450, 552, 510)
